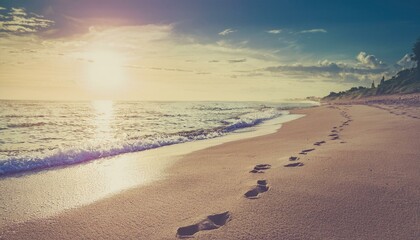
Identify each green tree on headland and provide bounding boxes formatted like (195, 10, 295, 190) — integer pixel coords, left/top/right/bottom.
(380, 76, 385, 86)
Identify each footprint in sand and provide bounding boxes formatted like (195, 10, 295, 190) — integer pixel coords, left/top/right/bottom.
(176, 211, 231, 238)
(331, 136, 340, 140)
(250, 164, 271, 173)
(313, 141, 326, 146)
(299, 148, 315, 155)
(244, 180, 269, 199)
(284, 162, 304, 167)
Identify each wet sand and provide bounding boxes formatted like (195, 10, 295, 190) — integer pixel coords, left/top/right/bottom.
(1, 103, 419, 239)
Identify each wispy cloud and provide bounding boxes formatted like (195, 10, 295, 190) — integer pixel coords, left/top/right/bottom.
(267, 29, 282, 34)
(218, 28, 237, 36)
(300, 28, 327, 33)
(260, 53, 395, 84)
(263, 61, 384, 75)
(0, 7, 54, 33)
(228, 58, 247, 63)
(10, 8, 27, 16)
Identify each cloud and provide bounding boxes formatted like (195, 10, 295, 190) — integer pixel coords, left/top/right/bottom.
(228, 58, 247, 63)
(396, 53, 417, 69)
(265, 62, 336, 74)
(0, 7, 54, 33)
(356, 52, 387, 69)
(230, 71, 266, 79)
(218, 28, 236, 36)
(10, 8, 27, 16)
(300, 28, 327, 33)
(262, 57, 390, 84)
(216, 39, 248, 48)
(153, 67, 193, 72)
(124, 65, 194, 73)
(264, 61, 386, 75)
(267, 29, 282, 34)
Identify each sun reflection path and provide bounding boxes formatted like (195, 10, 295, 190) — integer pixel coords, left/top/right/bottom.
(89, 100, 151, 194)
(91, 100, 114, 141)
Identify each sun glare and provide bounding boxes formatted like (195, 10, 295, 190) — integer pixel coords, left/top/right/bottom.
(83, 50, 126, 97)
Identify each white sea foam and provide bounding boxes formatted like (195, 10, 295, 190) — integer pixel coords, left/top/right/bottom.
(0, 101, 316, 176)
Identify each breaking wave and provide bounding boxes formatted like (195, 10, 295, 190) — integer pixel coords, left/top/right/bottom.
(0, 108, 284, 176)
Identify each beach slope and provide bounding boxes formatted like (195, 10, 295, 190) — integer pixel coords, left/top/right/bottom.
(1, 104, 419, 239)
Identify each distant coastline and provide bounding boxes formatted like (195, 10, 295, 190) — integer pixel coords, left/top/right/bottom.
(322, 92, 420, 106)
(323, 38, 420, 102)
(323, 68, 419, 101)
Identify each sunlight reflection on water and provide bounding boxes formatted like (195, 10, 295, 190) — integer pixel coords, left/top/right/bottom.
(0, 112, 304, 228)
(91, 100, 114, 141)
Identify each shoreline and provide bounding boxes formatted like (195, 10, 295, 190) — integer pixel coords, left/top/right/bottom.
(1, 103, 419, 239)
(0, 104, 312, 178)
(0, 110, 304, 228)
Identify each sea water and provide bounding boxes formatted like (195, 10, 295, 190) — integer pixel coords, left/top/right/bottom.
(0, 100, 316, 176)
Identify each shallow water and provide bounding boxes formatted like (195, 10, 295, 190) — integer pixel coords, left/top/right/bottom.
(0, 100, 315, 175)
(0, 107, 305, 228)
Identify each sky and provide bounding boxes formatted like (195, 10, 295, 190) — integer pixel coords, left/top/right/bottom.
(0, 0, 419, 101)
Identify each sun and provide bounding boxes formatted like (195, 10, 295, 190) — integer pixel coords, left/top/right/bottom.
(83, 50, 126, 97)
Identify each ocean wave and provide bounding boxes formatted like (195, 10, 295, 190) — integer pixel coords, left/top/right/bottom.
(0, 109, 283, 176)
(2, 114, 46, 118)
(6, 122, 48, 128)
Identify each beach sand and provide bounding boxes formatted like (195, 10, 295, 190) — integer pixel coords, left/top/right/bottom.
(1, 103, 419, 239)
